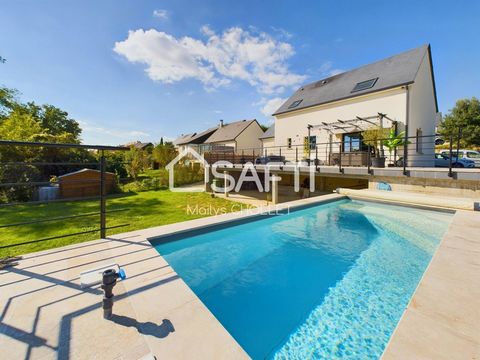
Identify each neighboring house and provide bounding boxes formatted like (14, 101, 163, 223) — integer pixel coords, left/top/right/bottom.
(260, 124, 275, 150)
(124, 141, 154, 151)
(58, 169, 116, 199)
(173, 133, 195, 151)
(173, 127, 218, 154)
(272, 44, 438, 166)
(203, 119, 264, 153)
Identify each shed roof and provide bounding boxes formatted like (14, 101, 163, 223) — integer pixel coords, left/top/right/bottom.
(58, 168, 115, 178)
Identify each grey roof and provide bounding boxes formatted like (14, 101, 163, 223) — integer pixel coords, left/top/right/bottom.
(273, 44, 436, 116)
(173, 133, 195, 146)
(123, 141, 153, 149)
(260, 124, 274, 139)
(175, 126, 218, 145)
(204, 119, 258, 143)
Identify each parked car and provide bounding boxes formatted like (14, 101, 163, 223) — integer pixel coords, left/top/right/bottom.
(254, 155, 285, 164)
(434, 153, 475, 168)
(440, 149, 480, 167)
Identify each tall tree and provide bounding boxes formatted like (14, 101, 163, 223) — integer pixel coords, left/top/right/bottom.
(439, 97, 480, 147)
(0, 87, 19, 119)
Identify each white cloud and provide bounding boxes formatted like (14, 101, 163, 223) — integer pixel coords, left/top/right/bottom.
(114, 27, 306, 94)
(213, 110, 222, 114)
(153, 9, 169, 20)
(319, 61, 344, 77)
(79, 120, 152, 143)
(200, 25, 215, 37)
(259, 97, 287, 117)
(271, 26, 293, 39)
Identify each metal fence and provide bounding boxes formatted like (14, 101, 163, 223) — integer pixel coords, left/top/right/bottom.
(0, 140, 129, 252)
(206, 129, 472, 177)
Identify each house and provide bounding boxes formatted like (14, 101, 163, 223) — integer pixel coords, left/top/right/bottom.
(173, 127, 218, 154)
(124, 141, 154, 151)
(272, 44, 438, 167)
(203, 119, 264, 154)
(260, 124, 275, 150)
(58, 169, 116, 199)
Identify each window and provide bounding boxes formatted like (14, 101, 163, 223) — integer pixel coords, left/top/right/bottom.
(467, 151, 480, 158)
(351, 78, 378, 93)
(287, 138, 292, 149)
(342, 132, 367, 152)
(304, 136, 316, 150)
(288, 99, 303, 109)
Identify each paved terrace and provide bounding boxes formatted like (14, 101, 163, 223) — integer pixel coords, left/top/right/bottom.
(1, 194, 479, 359)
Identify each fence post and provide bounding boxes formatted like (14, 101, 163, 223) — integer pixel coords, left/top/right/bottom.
(100, 150, 107, 239)
(367, 144, 371, 174)
(448, 134, 453, 177)
(339, 143, 343, 173)
(403, 124, 408, 175)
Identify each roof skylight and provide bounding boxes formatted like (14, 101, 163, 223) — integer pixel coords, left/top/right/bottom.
(351, 78, 378, 93)
(288, 99, 303, 109)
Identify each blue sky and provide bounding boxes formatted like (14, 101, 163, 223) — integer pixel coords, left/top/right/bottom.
(1, 0, 479, 145)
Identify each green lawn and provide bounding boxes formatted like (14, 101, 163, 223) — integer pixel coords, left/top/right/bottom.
(0, 190, 244, 258)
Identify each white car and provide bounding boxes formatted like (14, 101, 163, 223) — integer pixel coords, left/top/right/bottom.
(440, 149, 480, 167)
(435, 153, 475, 168)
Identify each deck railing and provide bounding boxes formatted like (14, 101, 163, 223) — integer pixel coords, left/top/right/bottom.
(0, 140, 129, 254)
(204, 129, 471, 177)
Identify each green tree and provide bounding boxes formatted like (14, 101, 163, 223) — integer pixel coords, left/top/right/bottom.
(439, 97, 480, 147)
(101, 151, 128, 179)
(124, 149, 150, 179)
(152, 142, 177, 168)
(0, 87, 19, 119)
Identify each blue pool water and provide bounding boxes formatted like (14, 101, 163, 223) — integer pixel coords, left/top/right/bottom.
(152, 199, 453, 359)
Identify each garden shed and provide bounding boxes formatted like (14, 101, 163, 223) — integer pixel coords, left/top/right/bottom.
(58, 168, 116, 199)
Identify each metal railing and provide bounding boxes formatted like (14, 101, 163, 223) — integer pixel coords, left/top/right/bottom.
(204, 129, 473, 177)
(0, 140, 129, 251)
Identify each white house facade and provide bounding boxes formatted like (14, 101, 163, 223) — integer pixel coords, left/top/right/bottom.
(272, 44, 438, 167)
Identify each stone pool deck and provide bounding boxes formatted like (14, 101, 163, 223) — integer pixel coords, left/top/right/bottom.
(1, 193, 479, 359)
(382, 209, 480, 360)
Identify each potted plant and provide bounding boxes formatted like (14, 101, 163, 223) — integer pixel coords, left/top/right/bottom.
(383, 129, 410, 167)
(362, 127, 389, 168)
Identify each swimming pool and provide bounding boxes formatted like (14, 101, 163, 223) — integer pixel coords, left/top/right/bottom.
(151, 199, 453, 359)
